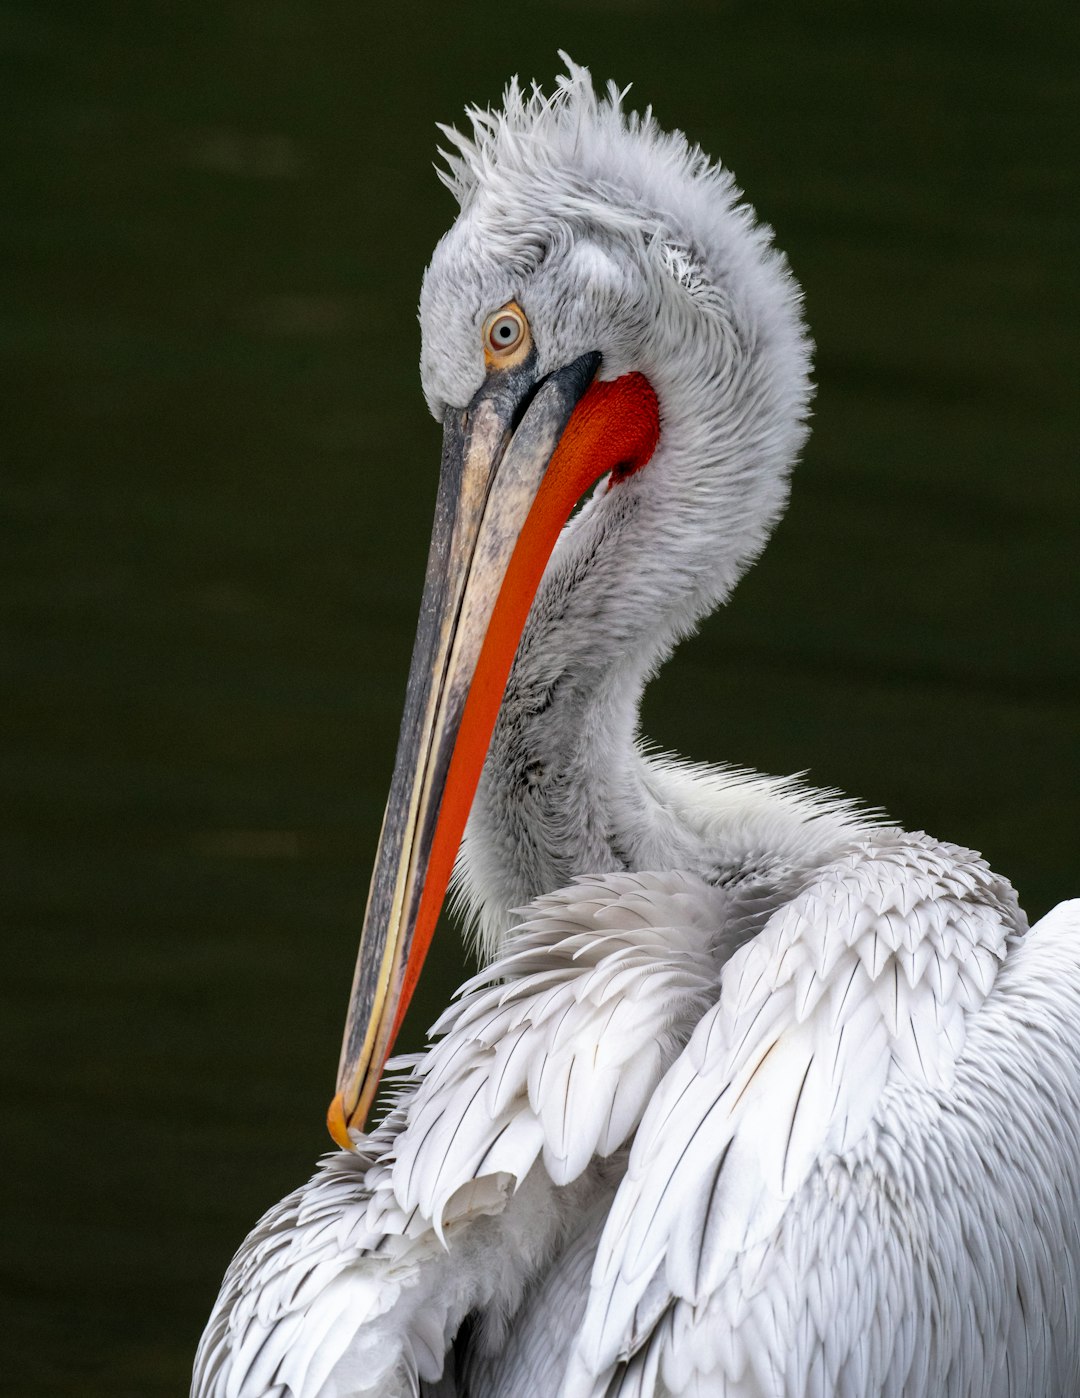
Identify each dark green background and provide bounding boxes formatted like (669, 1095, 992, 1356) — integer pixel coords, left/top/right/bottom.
(3, 2, 1077, 1393)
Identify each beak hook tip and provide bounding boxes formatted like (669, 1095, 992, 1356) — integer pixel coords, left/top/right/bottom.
(327, 1091, 356, 1152)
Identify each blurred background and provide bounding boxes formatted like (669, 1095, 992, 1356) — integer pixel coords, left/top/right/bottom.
(3, 1, 1077, 1392)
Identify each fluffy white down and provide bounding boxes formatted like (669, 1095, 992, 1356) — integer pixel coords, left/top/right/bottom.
(192, 58, 1080, 1398)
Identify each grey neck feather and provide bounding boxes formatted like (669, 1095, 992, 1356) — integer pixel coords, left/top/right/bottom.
(459, 534, 665, 944)
(457, 432, 779, 950)
(455, 434, 875, 959)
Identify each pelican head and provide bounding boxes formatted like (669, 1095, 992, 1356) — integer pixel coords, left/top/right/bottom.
(329, 57, 813, 1144)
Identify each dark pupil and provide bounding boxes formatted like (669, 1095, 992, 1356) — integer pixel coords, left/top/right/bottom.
(498, 324, 512, 339)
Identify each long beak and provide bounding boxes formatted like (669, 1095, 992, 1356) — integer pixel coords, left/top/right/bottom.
(328, 350, 608, 1145)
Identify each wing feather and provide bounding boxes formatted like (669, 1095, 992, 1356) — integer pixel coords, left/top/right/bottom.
(196, 871, 725, 1398)
(568, 832, 1024, 1398)
(393, 871, 720, 1216)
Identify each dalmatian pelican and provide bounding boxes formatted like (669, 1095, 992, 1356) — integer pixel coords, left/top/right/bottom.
(192, 57, 1080, 1397)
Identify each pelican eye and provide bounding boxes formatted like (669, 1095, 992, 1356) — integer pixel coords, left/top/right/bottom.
(483, 303, 530, 364)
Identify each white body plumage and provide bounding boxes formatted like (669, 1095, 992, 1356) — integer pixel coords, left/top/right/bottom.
(193, 61, 1080, 1398)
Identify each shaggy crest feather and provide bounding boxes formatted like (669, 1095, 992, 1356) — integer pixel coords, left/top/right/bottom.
(436, 53, 719, 216)
(430, 53, 782, 316)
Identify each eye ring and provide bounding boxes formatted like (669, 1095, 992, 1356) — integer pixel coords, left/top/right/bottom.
(482, 303, 530, 363)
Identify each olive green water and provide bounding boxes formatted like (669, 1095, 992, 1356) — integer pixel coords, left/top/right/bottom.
(3, 2, 1078, 1392)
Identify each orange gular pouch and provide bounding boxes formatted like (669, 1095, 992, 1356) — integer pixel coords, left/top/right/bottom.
(329, 364, 659, 1145)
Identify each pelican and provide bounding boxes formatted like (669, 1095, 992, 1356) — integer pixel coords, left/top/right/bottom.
(193, 59, 1080, 1397)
